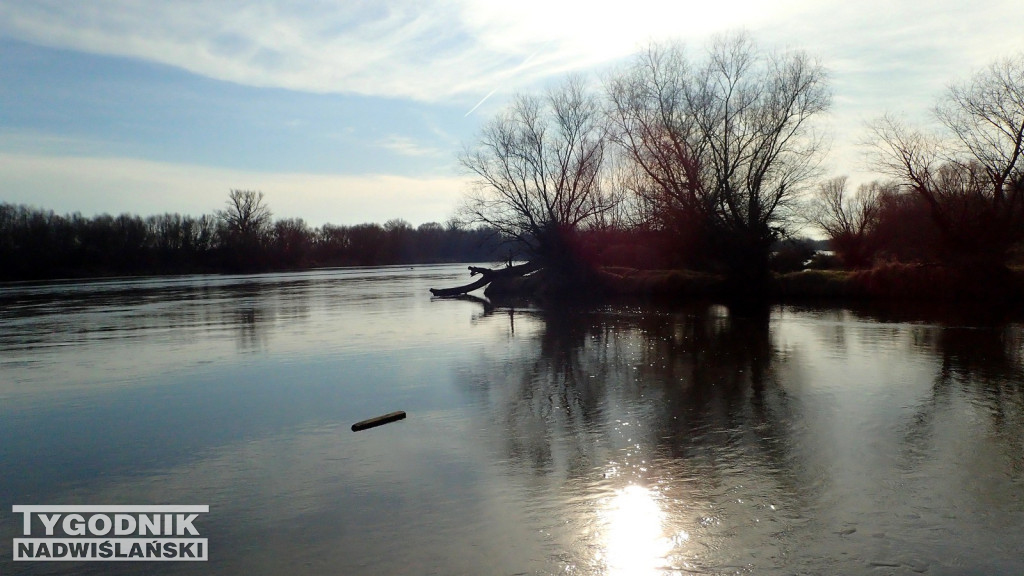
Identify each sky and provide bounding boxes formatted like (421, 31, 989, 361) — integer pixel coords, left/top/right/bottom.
(1, 0, 1023, 227)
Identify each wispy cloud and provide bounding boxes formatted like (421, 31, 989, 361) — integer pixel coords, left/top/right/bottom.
(375, 135, 443, 157)
(1, 0, 1021, 109)
(0, 0, 811, 103)
(0, 0, 532, 102)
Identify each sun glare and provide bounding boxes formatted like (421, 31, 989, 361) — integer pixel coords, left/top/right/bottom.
(599, 484, 674, 575)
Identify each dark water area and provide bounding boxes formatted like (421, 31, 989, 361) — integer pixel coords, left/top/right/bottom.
(1, 265, 1022, 575)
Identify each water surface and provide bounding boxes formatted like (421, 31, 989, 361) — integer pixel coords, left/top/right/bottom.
(1, 265, 1022, 575)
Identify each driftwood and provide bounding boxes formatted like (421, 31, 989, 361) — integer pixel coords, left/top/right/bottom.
(352, 411, 407, 432)
(429, 261, 542, 297)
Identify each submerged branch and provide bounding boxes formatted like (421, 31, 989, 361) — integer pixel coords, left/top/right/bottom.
(429, 261, 542, 297)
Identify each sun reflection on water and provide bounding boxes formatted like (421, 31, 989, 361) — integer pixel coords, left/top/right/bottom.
(599, 484, 681, 575)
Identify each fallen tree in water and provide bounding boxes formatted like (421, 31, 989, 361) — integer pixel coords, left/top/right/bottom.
(429, 261, 543, 297)
(431, 261, 729, 300)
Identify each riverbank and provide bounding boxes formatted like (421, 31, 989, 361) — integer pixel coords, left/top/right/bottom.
(597, 262, 1024, 302)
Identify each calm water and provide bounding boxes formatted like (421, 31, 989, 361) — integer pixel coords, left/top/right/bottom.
(1, 264, 1023, 575)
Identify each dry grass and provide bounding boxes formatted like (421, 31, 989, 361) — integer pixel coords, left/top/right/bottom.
(774, 269, 861, 298)
(598, 268, 724, 297)
(779, 262, 1024, 300)
(848, 262, 951, 299)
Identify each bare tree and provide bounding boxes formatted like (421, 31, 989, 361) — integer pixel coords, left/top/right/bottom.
(937, 55, 1024, 194)
(604, 156, 665, 231)
(868, 54, 1024, 270)
(808, 176, 895, 267)
(606, 33, 830, 285)
(459, 75, 614, 270)
(217, 189, 272, 244)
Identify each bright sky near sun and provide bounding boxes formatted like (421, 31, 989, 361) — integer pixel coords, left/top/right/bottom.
(1, 0, 1023, 226)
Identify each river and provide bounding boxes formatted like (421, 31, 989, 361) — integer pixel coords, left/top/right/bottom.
(1, 264, 1022, 575)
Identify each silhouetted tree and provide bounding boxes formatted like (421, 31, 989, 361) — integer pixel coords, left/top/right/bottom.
(383, 218, 414, 263)
(217, 190, 272, 244)
(808, 177, 896, 268)
(272, 218, 312, 267)
(870, 191, 943, 264)
(607, 33, 831, 290)
(414, 222, 446, 262)
(314, 224, 350, 264)
(869, 53, 1024, 273)
(216, 189, 273, 269)
(346, 223, 387, 265)
(459, 75, 615, 278)
(142, 213, 217, 270)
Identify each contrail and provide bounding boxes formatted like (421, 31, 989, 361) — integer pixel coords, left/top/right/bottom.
(463, 52, 539, 117)
(464, 88, 497, 117)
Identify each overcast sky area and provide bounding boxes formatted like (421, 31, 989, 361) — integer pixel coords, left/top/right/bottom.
(2, 0, 1023, 227)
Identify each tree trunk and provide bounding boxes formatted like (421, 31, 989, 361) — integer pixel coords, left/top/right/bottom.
(429, 261, 542, 297)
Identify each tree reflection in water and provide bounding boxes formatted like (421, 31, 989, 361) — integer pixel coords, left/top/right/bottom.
(456, 298, 1024, 574)
(457, 301, 810, 574)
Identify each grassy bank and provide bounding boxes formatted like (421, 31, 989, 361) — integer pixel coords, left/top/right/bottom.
(596, 262, 1024, 301)
(598, 267, 725, 298)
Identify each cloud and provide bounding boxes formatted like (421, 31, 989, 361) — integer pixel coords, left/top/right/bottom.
(0, 152, 468, 226)
(1, 0, 1020, 118)
(374, 135, 443, 157)
(0, 0, 825, 102)
(0, 0, 528, 102)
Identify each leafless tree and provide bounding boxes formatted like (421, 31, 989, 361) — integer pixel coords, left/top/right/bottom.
(217, 189, 273, 244)
(868, 54, 1024, 269)
(937, 55, 1024, 194)
(606, 33, 830, 284)
(808, 176, 896, 267)
(606, 43, 705, 227)
(809, 177, 883, 239)
(604, 156, 664, 231)
(459, 75, 615, 267)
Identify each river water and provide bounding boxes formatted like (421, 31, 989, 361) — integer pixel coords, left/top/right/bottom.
(1, 264, 1022, 575)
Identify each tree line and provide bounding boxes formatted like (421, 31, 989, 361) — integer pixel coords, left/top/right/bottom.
(0, 191, 506, 281)
(459, 32, 1024, 297)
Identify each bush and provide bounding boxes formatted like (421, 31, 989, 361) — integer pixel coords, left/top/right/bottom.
(850, 262, 961, 300)
(598, 268, 724, 297)
(774, 270, 860, 298)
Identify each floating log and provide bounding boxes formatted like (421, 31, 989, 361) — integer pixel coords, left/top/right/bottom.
(351, 410, 407, 432)
(429, 261, 542, 297)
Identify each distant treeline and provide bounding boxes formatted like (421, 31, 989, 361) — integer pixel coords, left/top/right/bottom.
(0, 200, 508, 281)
